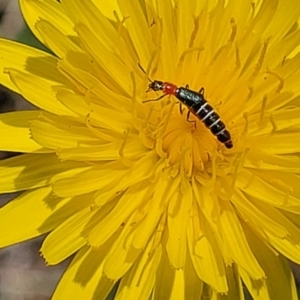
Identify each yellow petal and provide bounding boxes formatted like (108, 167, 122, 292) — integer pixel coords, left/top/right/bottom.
(58, 136, 146, 161)
(74, 22, 132, 94)
(20, 0, 75, 44)
(0, 153, 87, 192)
(35, 19, 84, 59)
(88, 102, 131, 134)
(237, 169, 300, 214)
(241, 223, 298, 300)
(103, 215, 141, 280)
(232, 190, 291, 239)
(41, 207, 93, 265)
(0, 187, 68, 246)
(183, 253, 203, 300)
(166, 178, 192, 268)
(88, 182, 150, 248)
(175, 0, 196, 57)
(155, 0, 177, 79)
(92, 0, 121, 20)
(154, 246, 185, 300)
(5, 68, 75, 116)
(116, 238, 161, 300)
(251, 170, 300, 200)
(0, 110, 48, 153)
(262, 133, 300, 154)
(56, 59, 132, 112)
(92, 152, 159, 206)
(266, 232, 300, 265)
(236, 107, 300, 137)
(62, 0, 119, 52)
(224, 265, 244, 300)
(0, 38, 66, 93)
(237, 0, 278, 70)
(245, 151, 300, 172)
(262, 0, 300, 43)
(192, 181, 230, 264)
(56, 89, 90, 120)
(53, 163, 126, 197)
(132, 173, 180, 249)
(187, 210, 228, 293)
(30, 115, 99, 150)
(117, 0, 154, 65)
(267, 29, 300, 69)
(52, 246, 115, 300)
(219, 200, 265, 280)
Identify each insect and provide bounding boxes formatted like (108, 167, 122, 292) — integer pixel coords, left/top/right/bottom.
(139, 65, 233, 149)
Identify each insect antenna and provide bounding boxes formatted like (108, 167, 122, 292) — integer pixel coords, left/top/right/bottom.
(138, 63, 153, 92)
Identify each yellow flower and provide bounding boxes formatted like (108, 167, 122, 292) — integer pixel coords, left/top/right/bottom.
(1, 0, 300, 299)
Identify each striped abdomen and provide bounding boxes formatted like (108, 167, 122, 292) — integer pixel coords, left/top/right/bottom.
(176, 88, 233, 149)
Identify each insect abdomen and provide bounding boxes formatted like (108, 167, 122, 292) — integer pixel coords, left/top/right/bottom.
(176, 89, 232, 148)
(194, 103, 232, 147)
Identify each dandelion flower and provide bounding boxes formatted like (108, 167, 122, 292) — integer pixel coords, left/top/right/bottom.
(1, 0, 300, 299)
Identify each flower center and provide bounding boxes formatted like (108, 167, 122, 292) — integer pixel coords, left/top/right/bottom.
(140, 100, 229, 177)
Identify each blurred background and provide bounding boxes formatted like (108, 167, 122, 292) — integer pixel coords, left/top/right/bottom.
(0, 1, 68, 299)
(1, 1, 300, 300)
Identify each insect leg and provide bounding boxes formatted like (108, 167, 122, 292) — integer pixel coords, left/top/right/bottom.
(142, 93, 168, 103)
(186, 110, 196, 128)
(199, 87, 204, 94)
(179, 103, 183, 115)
